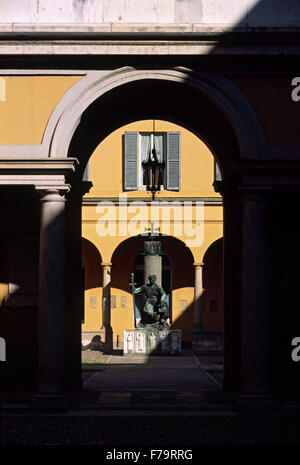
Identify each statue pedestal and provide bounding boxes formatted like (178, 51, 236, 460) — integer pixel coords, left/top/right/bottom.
(124, 329, 181, 355)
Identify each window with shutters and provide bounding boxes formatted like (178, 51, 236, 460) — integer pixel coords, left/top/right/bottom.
(124, 131, 181, 191)
(139, 132, 166, 189)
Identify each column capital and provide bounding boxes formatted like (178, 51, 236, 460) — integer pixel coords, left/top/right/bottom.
(101, 262, 112, 267)
(214, 180, 239, 198)
(237, 159, 300, 187)
(67, 181, 93, 200)
(36, 187, 70, 201)
(193, 262, 204, 268)
(239, 185, 272, 201)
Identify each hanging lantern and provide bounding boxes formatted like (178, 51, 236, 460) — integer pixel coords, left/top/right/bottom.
(142, 136, 165, 200)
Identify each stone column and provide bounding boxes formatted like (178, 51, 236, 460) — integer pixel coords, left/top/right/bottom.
(33, 188, 69, 408)
(193, 262, 204, 331)
(144, 255, 162, 286)
(65, 181, 92, 391)
(221, 183, 242, 392)
(239, 186, 271, 404)
(100, 262, 113, 351)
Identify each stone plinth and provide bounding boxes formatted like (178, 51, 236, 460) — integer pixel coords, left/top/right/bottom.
(124, 329, 181, 355)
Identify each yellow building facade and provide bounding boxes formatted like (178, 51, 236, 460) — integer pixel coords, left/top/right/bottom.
(81, 119, 223, 348)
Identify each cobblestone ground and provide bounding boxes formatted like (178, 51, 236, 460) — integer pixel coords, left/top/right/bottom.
(81, 350, 112, 364)
(2, 354, 300, 446)
(195, 355, 223, 384)
(2, 414, 300, 445)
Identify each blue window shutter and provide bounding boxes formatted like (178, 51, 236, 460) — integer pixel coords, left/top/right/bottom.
(167, 132, 181, 190)
(124, 132, 138, 190)
(82, 162, 89, 181)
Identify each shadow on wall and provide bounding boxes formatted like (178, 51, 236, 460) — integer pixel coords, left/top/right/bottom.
(82, 237, 103, 291)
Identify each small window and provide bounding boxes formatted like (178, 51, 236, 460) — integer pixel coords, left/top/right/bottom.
(121, 296, 127, 308)
(111, 295, 116, 308)
(139, 132, 166, 189)
(90, 296, 97, 309)
(124, 131, 181, 192)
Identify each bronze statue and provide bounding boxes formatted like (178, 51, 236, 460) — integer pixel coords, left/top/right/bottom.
(129, 274, 169, 329)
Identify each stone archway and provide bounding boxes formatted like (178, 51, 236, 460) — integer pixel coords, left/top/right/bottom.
(110, 234, 195, 347)
(31, 67, 272, 405)
(60, 73, 245, 395)
(44, 68, 265, 164)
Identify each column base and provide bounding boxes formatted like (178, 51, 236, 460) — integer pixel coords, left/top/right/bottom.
(31, 392, 71, 411)
(236, 393, 276, 410)
(192, 329, 223, 354)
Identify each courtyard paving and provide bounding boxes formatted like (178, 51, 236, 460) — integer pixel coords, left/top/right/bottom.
(80, 350, 224, 409)
(2, 352, 300, 446)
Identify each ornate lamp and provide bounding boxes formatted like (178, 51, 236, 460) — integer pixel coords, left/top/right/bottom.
(142, 137, 165, 201)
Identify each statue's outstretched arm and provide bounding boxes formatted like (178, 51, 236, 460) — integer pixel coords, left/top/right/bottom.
(133, 286, 144, 294)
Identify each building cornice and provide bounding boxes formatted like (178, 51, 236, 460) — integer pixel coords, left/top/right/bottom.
(1, 29, 300, 56)
(0, 158, 78, 172)
(2, 25, 300, 36)
(82, 196, 223, 206)
(0, 158, 78, 189)
(238, 160, 300, 187)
